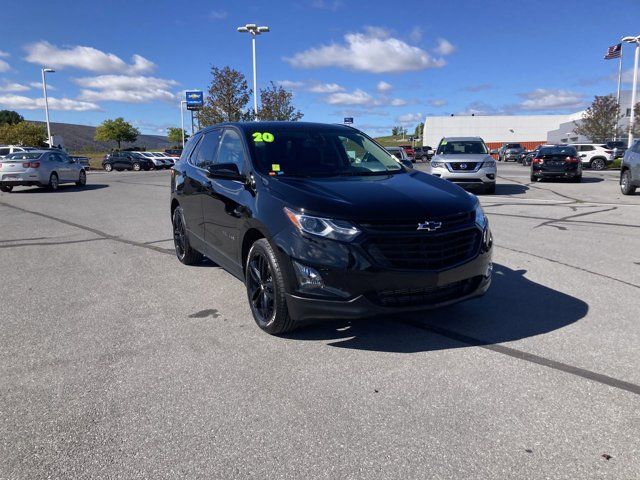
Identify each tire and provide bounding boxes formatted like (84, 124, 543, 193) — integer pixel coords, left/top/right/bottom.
(76, 170, 87, 187)
(421, 155, 429, 162)
(132, 162, 141, 171)
(590, 158, 606, 171)
(0, 185, 13, 193)
(484, 183, 496, 194)
(620, 170, 636, 195)
(104, 163, 113, 172)
(172, 206, 203, 265)
(530, 174, 538, 182)
(245, 238, 295, 335)
(48, 172, 59, 191)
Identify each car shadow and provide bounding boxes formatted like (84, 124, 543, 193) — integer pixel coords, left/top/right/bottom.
(10, 184, 109, 193)
(488, 184, 529, 195)
(283, 263, 588, 353)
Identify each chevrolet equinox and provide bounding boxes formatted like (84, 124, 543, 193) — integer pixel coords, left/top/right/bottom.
(170, 122, 493, 334)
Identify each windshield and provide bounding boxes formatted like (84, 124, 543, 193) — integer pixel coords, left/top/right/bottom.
(437, 140, 488, 155)
(539, 146, 577, 156)
(506, 143, 522, 149)
(3, 152, 42, 160)
(244, 126, 403, 177)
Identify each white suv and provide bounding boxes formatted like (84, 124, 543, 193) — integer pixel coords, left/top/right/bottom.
(0, 145, 36, 158)
(428, 137, 497, 194)
(571, 144, 613, 171)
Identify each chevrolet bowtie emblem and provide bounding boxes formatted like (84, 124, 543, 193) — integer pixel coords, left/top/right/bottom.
(417, 221, 442, 231)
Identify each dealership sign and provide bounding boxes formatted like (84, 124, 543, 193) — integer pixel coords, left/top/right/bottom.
(185, 91, 204, 111)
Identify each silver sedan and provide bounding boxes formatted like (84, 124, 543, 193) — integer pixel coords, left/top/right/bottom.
(0, 150, 87, 193)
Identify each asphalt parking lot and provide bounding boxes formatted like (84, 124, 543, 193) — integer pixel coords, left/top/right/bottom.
(1, 163, 639, 479)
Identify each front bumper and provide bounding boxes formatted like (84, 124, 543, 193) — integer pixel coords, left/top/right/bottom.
(430, 167, 496, 189)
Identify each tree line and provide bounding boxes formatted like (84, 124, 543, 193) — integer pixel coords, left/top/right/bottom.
(573, 95, 640, 142)
(0, 110, 48, 146)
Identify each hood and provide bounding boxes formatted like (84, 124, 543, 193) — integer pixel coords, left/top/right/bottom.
(432, 153, 492, 163)
(263, 171, 477, 220)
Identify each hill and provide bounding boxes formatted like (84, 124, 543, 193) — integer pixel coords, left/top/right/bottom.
(29, 121, 172, 152)
(374, 134, 416, 147)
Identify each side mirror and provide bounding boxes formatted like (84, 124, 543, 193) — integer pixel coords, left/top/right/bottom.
(207, 162, 245, 181)
(400, 159, 413, 169)
(427, 149, 434, 155)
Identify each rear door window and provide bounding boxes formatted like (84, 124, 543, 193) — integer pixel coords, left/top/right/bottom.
(215, 129, 246, 172)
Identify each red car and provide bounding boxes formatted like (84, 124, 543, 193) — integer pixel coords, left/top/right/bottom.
(399, 145, 415, 161)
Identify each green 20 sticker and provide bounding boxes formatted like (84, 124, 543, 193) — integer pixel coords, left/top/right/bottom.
(252, 132, 275, 143)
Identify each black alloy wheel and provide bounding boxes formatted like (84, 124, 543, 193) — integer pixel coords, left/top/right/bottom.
(172, 206, 203, 265)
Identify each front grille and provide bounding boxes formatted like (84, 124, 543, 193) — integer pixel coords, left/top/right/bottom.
(448, 162, 479, 171)
(364, 227, 481, 270)
(359, 211, 474, 234)
(369, 276, 482, 307)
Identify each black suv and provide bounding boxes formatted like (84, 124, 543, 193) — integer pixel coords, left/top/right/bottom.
(414, 146, 434, 162)
(170, 122, 493, 334)
(102, 151, 153, 172)
(498, 143, 526, 162)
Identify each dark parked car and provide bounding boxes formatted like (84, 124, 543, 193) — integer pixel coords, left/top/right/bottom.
(102, 151, 153, 172)
(522, 144, 549, 166)
(414, 146, 434, 162)
(605, 140, 627, 159)
(531, 145, 582, 182)
(170, 122, 493, 335)
(620, 140, 640, 195)
(165, 148, 183, 158)
(498, 143, 526, 162)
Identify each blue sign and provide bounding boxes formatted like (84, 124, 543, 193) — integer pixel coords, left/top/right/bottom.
(185, 90, 204, 110)
(344, 117, 354, 124)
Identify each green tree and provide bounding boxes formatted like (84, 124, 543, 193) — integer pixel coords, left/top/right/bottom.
(414, 122, 424, 138)
(391, 126, 399, 136)
(0, 110, 24, 125)
(0, 121, 47, 146)
(94, 118, 139, 149)
(167, 127, 188, 144)
(573, 95, 620, 142)
(197, 66, 251, 127)
(257, 82, 303, 121)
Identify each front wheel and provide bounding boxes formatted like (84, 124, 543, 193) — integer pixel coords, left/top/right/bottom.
(76, 170, 87, 187)
(172, 206, 203, 265)
(620, 170, 636, 195)
(0, 185, 13, 193)
(132, 162, 141, 171)
(245, 238, 295, 335)
(103, 163, 113, 172)
(590, 158, 606, 171)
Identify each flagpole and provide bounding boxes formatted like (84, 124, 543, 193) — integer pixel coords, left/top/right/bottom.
(615, 49, 623, 140)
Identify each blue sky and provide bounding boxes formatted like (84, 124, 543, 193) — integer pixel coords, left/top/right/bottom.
(0, 0, 638, 137)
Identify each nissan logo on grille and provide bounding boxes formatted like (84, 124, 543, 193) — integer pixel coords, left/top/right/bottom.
(417, 221, 443, 231)
(459, 163, 467, 170)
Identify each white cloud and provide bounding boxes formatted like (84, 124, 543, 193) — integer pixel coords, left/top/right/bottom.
(409, 27, 423, 43)
(285, 27, 446, 73)
(376, 81, 393, 93)
(433, 38, 456, 56)
(428, 99, 447, 107)
(74, 75, 178, 103)
(275, 80, 305, 89)
(0, 81, 30, 92)
(396, 112, 423, 124)
(0, 94, 100, 111)
(388, 98, 407, 106)
(518, 88, 585, 111)
(24, 41, 155, 74)
(210, 10, 228, 19)
(29, 81, 54, 90)
(308, 82, 344, 93)
(325, 89, 373, 105)
(310, 0, 344, 10)
(0, 59, 10, 72)
(0, 50, 9, 58)
(622, 68, 638, 84)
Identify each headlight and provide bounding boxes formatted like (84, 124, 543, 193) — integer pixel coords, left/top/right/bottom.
(475, 204, 488, 230)
(284, 207, 360, 241)
(482, 159, 496, 168)
(431, 161, 446, 168)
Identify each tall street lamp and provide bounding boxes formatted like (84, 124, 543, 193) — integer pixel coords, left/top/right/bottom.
(237, 23, 269, 120)
(180, 100, 186, 148)
(622, 35, 640, 148)
(41, 67, 55, 147)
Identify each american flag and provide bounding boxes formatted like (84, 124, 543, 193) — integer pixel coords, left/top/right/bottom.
(604, 43, 622, 60)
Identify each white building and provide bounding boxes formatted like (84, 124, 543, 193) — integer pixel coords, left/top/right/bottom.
(423, 113, 582, 150)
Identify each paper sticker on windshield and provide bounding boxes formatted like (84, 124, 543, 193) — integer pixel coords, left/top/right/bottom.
(252, 132, 275, 143)
(271, 164, 280, 172)
(440, 140, 447, 145)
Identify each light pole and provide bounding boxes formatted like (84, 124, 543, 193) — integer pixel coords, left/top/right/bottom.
(622, 35, 640, 148)
(237, 23, 269, 120)
(41, 67, 55, 147)
(179, 100, 186, 148)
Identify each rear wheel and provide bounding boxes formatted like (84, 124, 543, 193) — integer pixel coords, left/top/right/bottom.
(590, 158, 606, 171)
(620, 170, 636, 195)
(172, 206, 203, 265)
(245, 238, 295, 335)
(0, 185, 13, 193)
(103, 163, 113, 172)
(421, 155, 428, 162)
(76, 170, 87, 187)
(48, 173, 59, 191)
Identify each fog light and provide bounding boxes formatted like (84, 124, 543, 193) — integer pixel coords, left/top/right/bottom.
(486, 173, 495, 179)
(485, 262, 493, 278)
(293, 261, 324, 289)
(482, 227, 493, 251)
